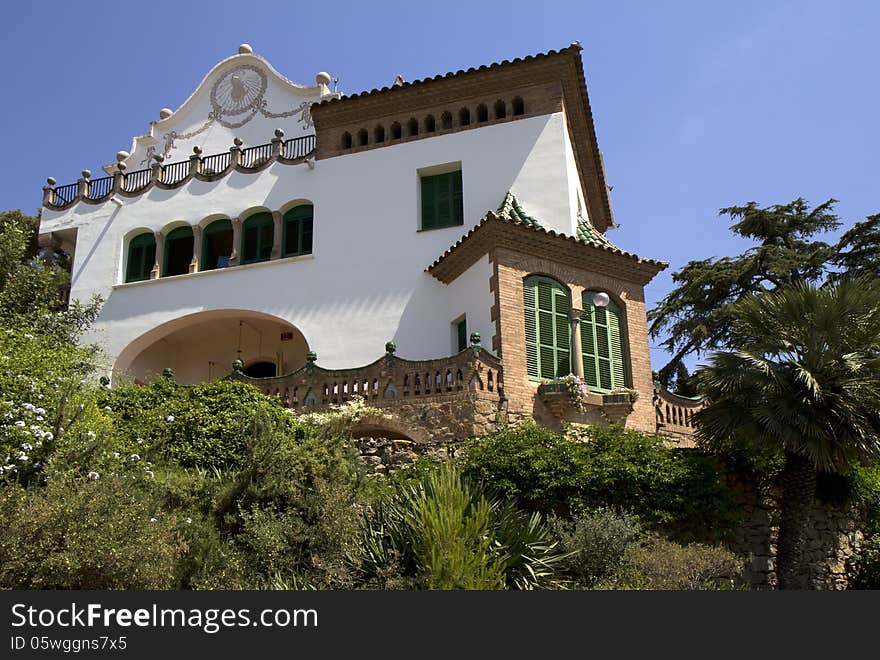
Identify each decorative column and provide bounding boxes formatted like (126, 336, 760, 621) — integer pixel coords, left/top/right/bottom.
(569, 305, 584, 379)
(190, 225, 202, 273)
(271, 210, 283, 260)
(229, 218, 242, 266)
(151, 231, 164, 279)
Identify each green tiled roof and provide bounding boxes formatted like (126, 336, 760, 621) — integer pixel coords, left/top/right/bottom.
(576, 210, 617, 249)
(497, 192, 542, 228)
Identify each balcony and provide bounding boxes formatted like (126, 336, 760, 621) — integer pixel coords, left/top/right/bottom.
(42, 133, 316, 210)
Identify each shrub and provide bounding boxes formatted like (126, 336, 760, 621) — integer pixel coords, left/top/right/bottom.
(605, 537, 744, 590)
(846, 465, 880, 589)
(99, 379, 296, 469)
(550, 509, 643, 588)
(461, 421, 740, 538)
(0, 474, 180, 589)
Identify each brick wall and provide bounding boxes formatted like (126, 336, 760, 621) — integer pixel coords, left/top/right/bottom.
(491, 246, 657, 433)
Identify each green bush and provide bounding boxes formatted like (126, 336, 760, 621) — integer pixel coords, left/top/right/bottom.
(550, 509, 643, 588)
(461, 421, 740, 537)
(99, 379, 296, 469)
(0, 474, 180, 589)
(846, 465, 880, 589)
(605, 537, 744, 590)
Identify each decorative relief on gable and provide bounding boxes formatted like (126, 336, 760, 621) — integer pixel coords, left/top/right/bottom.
(139, 63, 317, 164)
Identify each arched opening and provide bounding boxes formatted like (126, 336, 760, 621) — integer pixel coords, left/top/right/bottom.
(282, 203, 313, 257)
(476, 104, 488, 123)
(424, 115, 436, 133)
(201, 218, 233, 271)
(163, 226, 194, 277)
(512, 96, 525, 116)
(458, 107, 471, 126)
(357, 128, 369, 147)
(441, 111, 453, 130)
(341, 132, 352, 149)
(241, 211, 273, 264)
(244, 361, 277, 378)
(114, 309, 309, 385)
(523, 274, 571, 380)
(494, 99, 506, 120)
(125, 232, 156, 283)
(390, 122, 402, 140)
(407, 118, 419, 137)
(374, 124, 385, 143)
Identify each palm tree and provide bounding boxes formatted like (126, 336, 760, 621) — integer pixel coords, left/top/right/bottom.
(694, 278, 880, 589)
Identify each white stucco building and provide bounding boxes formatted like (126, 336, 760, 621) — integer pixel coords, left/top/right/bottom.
(38, 43, 698, 439)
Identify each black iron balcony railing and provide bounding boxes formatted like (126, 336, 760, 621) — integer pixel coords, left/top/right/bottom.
(43, 133, 316, 209)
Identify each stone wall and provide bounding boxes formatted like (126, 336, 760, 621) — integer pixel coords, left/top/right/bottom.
(724, 473, 863, 590)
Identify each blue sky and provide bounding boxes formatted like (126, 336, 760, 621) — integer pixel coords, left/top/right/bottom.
(2, 0, 877, 372)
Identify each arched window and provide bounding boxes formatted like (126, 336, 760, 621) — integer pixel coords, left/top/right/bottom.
(580, 291, 626, 391)
(357, 128, 369, 147)
(441, 111, 453, 130)
(283, 204, 313, 257)
(242, 212, 273, 264)
(201, 219, 233, 270)
(459, 107, 471, 126)
(512, 96, 525, 116)
(341, 132, 352, 149)
(407, 118, 419, 136)
(390, 122, 402, 139)
(494, 99, 506, 120)
(374, 125, 385, 143)
(163, 226, 194, 277)
(125, 232, 156, 283)
(424, 115, 436, 133)
(523, 275, 570, 380)
(476, 104, 489, 123)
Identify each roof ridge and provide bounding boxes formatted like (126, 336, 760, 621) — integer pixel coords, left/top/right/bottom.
(316, 43, 583, 106)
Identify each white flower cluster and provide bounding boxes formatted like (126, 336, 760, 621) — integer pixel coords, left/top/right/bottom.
(1, 398, 55, 478)
(294, 395, 392, 428)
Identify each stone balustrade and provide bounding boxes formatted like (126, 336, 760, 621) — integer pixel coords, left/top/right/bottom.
(225, 338, 506, 444)
(653, 386, 703, 444)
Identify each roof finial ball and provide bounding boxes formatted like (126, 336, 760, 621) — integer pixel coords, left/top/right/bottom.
(116, 151, 129, 163)
(159, 108, 173, 120)
(238, 43, 253, 55)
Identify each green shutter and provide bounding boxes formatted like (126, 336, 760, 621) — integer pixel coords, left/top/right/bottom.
(283, 205, 314, 257)
(524, 283, 538, 378)
(580, 292, 627, 392)
(524, 276, 571, 380)
(421, 171, 463, 230)
(456, 318, 467, 352)
(421, 175, 437, 229)
(242, 212, 273, 264)
(126, 233, 155, 283)
(607, 302, 626, 388)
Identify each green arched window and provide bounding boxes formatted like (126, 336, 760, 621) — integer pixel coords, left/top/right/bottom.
(282, 204, 313, 257)
(524, 275, 571, 380)
(242, 212, 273, 264)
(163, 226, 194, 277)
(201, 219, 233, 271)
(580, 291, 626, 392)
(125, 232, 156, 283)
